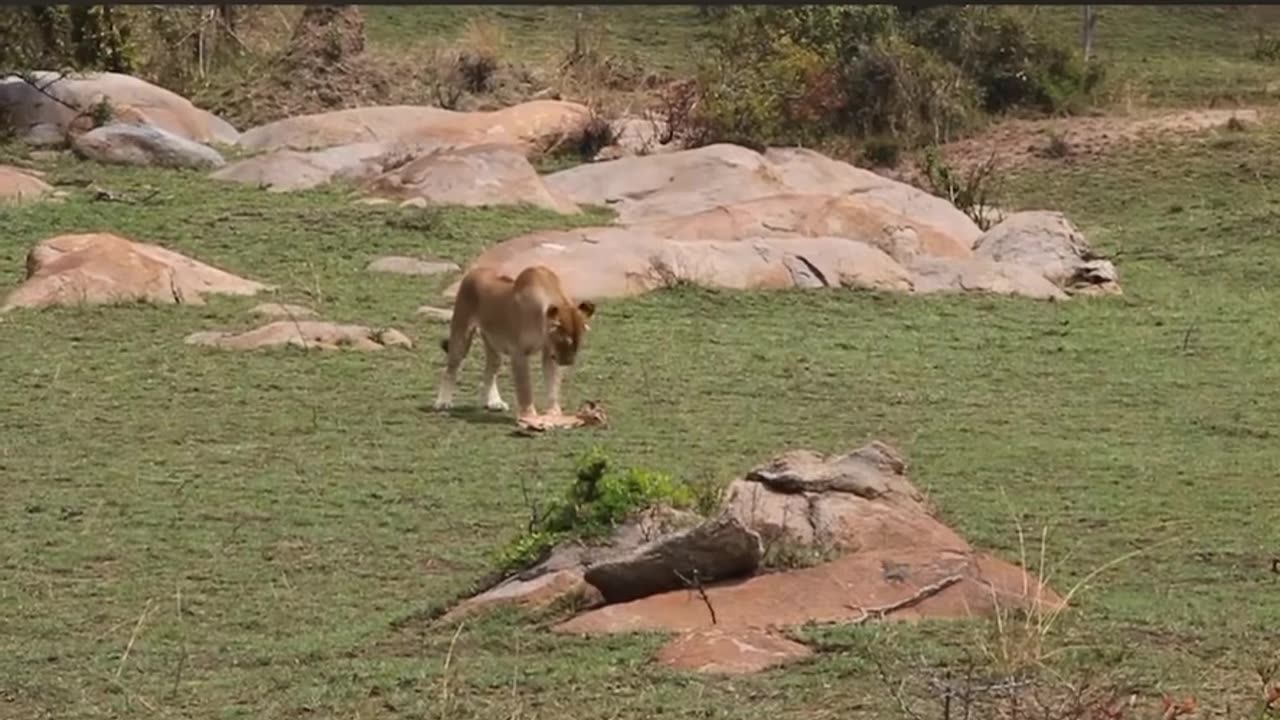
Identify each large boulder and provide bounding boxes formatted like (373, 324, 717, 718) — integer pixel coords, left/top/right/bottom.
(235, 100, 593, 155)
(364, 143, 579, 214)
(1, 233, 269, 312)
(0, 166, 53, 204)
(72, 123, 226, 169)
(209, 141, 410, 192)
(541, 143, 983, 244)
(723, 442, 971, 556)
(0, 71, 238, 146)
(973, 211, 1121, 295)
(447, 227, 914, 302)
(185, 321, 413, 352)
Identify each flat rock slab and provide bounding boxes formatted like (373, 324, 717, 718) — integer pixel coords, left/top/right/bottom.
(186, 321, 412, 352)
(555, 547, 1063, 635)
(1, 233, 270, 312)
(416, 306, 453, 323)
(367, 256, 459, 276)
(655, 628, 813, 675)
(248, 303, 316, 319)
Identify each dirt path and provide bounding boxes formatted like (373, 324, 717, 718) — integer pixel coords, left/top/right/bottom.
(933, 107, 1263, 176)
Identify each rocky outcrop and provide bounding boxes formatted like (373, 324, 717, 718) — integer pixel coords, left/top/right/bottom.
(441, 441, 1064, 676)
(440, 144, 1119, 303)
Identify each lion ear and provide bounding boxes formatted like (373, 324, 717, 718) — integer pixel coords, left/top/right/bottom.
(577, 301, 596, 319)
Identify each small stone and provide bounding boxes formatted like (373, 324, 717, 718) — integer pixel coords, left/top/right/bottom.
(248, 303, 316, 319)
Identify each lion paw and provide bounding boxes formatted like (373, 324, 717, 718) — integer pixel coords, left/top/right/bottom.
(485, 399, 510, 412)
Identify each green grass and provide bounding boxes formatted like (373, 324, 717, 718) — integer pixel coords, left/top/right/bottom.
(4, 120, 1280, 717)
(1013, 5, 1280, 107)
(360, 5, 1280, 111)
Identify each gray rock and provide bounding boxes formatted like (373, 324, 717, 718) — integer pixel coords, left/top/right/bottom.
(73, 123, 225, 169)
(583, 514, 763, 603)
(973, 211, 1121, 295)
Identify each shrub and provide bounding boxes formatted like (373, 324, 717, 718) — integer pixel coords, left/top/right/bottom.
(494, 447, 699, 573)
(692, 5, 1101, 152)
(902, 6, 1103, 115)
(861, 135, 902, 168)
(1253, 30, 1280, 63)
(840, 33, 979, 145)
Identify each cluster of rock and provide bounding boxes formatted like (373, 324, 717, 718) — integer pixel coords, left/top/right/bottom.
(3, 71, 1120, 306)
(1, 70, 1122, 332)
(447, 144, 1121, 302)
(443, 441, 1064, 675)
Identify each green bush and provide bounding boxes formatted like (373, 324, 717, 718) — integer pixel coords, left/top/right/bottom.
(903, 6, 1103, 114)
(840, 33, 979, 144)
(693, 5, 1102, 151)
(494, 447, 699, 573)
(0, 6, 135, 76)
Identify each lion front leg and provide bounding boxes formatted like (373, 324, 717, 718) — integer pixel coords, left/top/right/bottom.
(510, 352, 538, 421)
(541, 348, 564, 417)
(479, 336, 509, 412)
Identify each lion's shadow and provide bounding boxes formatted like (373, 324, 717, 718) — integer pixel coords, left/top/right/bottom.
(418, 404, 517, 427)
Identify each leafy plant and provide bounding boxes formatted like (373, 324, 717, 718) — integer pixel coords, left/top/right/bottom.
(495, 447, 698, 572)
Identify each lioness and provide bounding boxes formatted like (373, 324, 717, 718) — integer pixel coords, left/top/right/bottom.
(433, 265, 595, 420)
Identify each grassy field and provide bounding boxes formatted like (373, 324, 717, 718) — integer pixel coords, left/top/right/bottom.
(4, 117, 1280, 717)
(3, 4, 1280, 719)
(357, 5, 1280, 108)
(362, 5, 716, 77)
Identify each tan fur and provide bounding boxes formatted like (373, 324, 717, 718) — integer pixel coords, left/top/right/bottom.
(433, 265, 595, 420)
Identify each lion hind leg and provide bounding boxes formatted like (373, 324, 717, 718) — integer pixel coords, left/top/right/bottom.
(434, 315, 476, 411)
